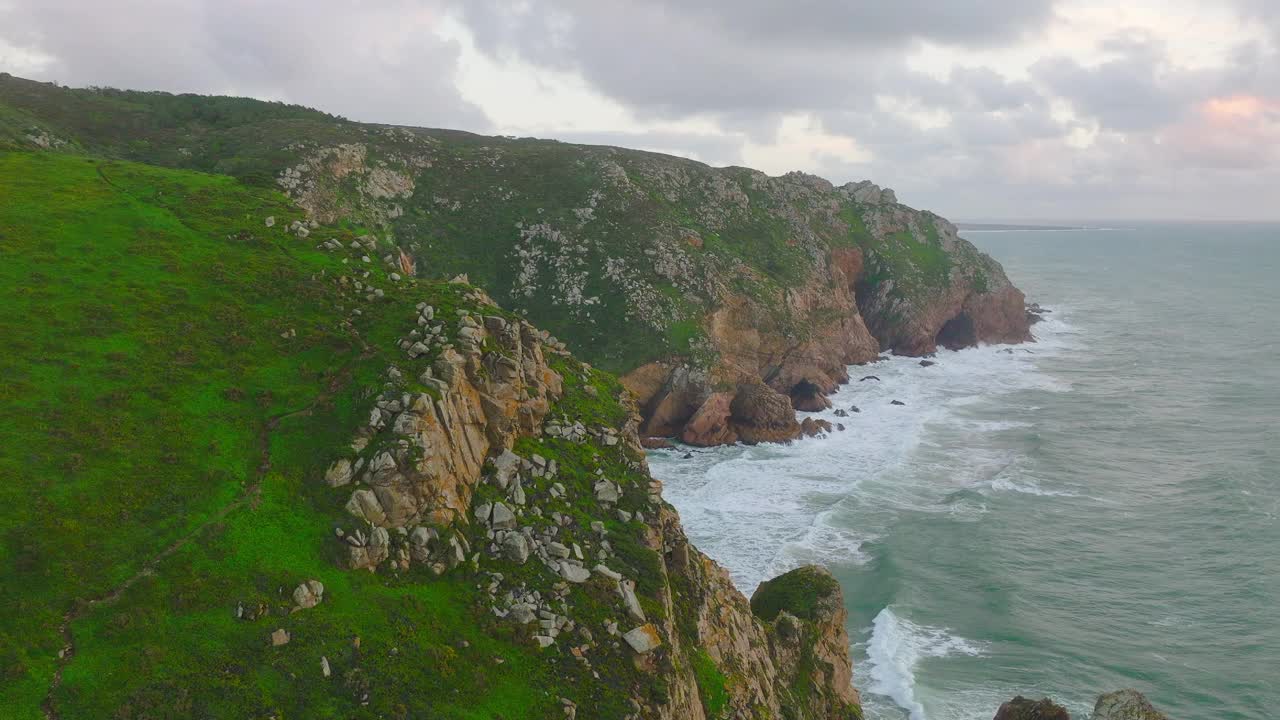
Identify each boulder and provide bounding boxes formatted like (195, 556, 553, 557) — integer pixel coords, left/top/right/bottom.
(503, 533, 530, 564)
(593, 480, 621, 503)
(292, 580, 325, 609)
(324, 459, 353, 487)
(270, 628, 290, 647)
(729, 383, 801, 444)
(680, 392, 738, 446)
(991, 696, 1070, 720)
(345, 489, 387, 526)
(622, 624, 662, 654)
(800, 418, 833, 437)
(559, 562, 591, 583)
(488, 445, 519, 489)
(618, 579, 646, 622)
(490, 502, 517, 530)
(1092, 690, 1169, 720)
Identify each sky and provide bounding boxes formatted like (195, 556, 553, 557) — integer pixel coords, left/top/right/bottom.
(2, 0, 1278, 221)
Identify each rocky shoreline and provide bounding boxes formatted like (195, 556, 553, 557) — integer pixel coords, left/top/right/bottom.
(994, 690, 1171, 720)
(624, 193, 1034, 448)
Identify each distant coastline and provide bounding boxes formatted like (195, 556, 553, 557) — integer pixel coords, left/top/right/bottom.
(956, 221, 1094, 232)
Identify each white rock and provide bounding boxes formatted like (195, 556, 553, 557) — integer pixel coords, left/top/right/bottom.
(490, 502, 517, 530)
(622, 624, 662, 654)
(619, 580, 645, 623)
(324, 459, 353, 487)
(558, 562, 591, 583)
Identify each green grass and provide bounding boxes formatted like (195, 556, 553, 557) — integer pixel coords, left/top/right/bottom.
(748, 566, 840, 623)
(0, 151, 567, 718)
(693, 650, 730, 718)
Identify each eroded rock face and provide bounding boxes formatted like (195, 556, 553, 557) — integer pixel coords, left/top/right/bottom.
(645, 511, 861, 720)
(729, 383, 801, 445)
(857, 214, 1031, 356)
(680, 391, 737, 446)
(334, 294, 562, 571)
(318, 287, 862, 717)
(623, 185, 1027, 446)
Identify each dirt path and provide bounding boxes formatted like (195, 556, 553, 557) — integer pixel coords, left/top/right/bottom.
(40, 364, 358, 719)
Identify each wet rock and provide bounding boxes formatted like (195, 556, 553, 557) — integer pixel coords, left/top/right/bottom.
(919, 360, 936, 367)
(859, 375, 881, 382)
(991, 696, 1069, 720)
(729, 383, 801, 444)
(890, 400, 906, 406)
(680, 392, 737, 446)
(1092, 690, 1169, 720)
(799, 417, 833, 437)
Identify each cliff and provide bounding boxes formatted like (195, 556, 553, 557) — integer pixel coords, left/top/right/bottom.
(0, 73, 1033, 447)
(319, 278, 863, 718)
(0, 149, 859, 719)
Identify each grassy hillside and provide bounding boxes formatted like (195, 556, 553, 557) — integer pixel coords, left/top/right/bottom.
(2, 147, 772, 720)
(0, 152, 586, 718)
(0, 73, 1008, 376)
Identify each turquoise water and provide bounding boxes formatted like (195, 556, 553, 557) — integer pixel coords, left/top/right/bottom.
(649, 223, 1280, 719)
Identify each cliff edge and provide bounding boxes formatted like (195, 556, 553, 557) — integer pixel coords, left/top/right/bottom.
(0, 73, 1033, 448)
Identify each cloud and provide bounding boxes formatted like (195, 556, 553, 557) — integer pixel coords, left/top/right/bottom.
(0, 0, 486, 129)
(1, 0, 1277, 219)
(456, 0, 1058, 119)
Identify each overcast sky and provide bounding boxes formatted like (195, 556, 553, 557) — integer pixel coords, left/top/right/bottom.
(2, 0, 1278, 221)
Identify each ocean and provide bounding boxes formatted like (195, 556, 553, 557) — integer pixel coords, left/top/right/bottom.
(648, 222, 1280, 719)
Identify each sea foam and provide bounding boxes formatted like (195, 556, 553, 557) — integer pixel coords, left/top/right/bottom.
(863, 608, 985, 720)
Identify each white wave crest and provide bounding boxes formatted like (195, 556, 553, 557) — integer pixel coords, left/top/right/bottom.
(865, 608, 985, 720)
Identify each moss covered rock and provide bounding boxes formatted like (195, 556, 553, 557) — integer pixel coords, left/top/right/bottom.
(750, 565, 842, 622)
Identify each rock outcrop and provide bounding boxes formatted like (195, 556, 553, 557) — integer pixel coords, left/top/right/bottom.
(323, 282, 860, 718)
(993, 696, 1071, 720)
(0, 74, 1033, 448)
(336, 290, 563, 573)
(1092, 690, 1170, 720)
(989, 690, 1171, 720)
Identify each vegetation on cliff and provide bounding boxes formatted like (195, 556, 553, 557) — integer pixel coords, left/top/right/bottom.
(0, 74, 1030, 386)
(0, 150, 860, 719)
(0, 68, 1049, 717)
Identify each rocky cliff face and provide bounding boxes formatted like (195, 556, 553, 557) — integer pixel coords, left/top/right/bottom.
(319, 281, 861, 718)
(0, 73, 1034, 448)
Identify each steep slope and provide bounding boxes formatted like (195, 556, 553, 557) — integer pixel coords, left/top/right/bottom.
(1, 74, 1033, 446)
(0, 151, 859, 719)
